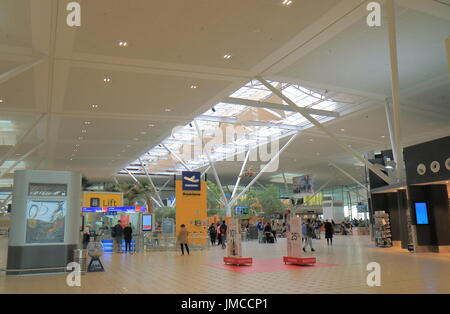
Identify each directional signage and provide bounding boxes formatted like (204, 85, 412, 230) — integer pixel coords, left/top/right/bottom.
(182, 171, 201, 191)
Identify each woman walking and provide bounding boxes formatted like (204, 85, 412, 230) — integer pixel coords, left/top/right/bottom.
(208, 223, 217, 245)
(178, 224, 190, 256)
(324, 219, 334, 246)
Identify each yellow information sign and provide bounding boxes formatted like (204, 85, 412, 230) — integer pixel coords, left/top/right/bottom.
(83, 192, 123, 208)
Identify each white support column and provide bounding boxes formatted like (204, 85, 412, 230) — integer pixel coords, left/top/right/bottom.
(256, 76, 395, 186)
(282, 172, 289, 195)
(0, 57, 46, 85)
(228, 132, 300, 208)
(139, 157, 164, 206)
(329, 163, 369, 192)
(386, 0, 405, 182)
(0, 114, 46, 168)
(193, 120, 228, 209)
(231, 150, 251, 199)
(0, 141, 44, 178)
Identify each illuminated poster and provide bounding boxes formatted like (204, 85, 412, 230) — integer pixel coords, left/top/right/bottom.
(142, 214, 153, 231)
(293, 175, 314, 196)
(227, 219, 242, 258)
(26, 200, 66, 244)
(287, 217, 302, 258)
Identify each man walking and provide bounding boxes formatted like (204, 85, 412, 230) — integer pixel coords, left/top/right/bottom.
(219, 220, 228, 249)
(303, 219, 315, 252)
(112, 220, 123, 253)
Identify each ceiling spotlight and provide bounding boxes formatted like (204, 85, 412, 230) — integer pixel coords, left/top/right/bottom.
(340, 128, 345, 132)
(90, 104, 99, 109)
(223, 54, 232, 60)
(118, 41, 128, 47)
(0, 99, 3, 103)
(282, 0, 294, 6)
(190, 85, 198, 89)
(84, 121, 91, 125)
(381, 135, 386, 139)
(81, 129, 87, 133)
(103, 78, 111, 83)
(309, 139, 314, 142)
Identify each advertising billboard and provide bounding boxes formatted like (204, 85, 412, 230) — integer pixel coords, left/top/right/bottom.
(293, 175, 314, 196)
(26, 200, 66, 244)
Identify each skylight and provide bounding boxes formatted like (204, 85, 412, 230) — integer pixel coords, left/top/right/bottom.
(120, 80, 368, 176)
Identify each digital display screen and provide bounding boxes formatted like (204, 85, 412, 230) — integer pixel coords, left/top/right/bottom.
(142, 214, 152, 231)
(415, 202, 429, 225)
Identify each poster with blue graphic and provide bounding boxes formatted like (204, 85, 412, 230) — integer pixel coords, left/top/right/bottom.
(26, 200, 66, 244)
(182, 171, 201, 191)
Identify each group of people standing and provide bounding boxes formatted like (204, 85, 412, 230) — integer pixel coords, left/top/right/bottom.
(207, 221, 228, 249)
(111, 220, 134, 253)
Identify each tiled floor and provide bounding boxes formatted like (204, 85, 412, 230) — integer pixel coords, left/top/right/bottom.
(0, 235, 449, 294)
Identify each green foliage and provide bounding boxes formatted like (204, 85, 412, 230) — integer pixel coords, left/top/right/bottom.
(207, 208, 226, 218)
(207, 181, 223, 210)
(104, 182, 155, 206)
(154, 206, 175, 223)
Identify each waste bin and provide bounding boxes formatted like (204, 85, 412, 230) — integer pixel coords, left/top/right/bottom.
(73, 249, 87, 275)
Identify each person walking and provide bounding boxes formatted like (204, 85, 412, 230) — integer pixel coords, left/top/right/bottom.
(256, 220, 264, 243)
(219, 220, 228, 249)
(303, 219, 315, 252)
(112, 220, 123, 253)
(123, 223, 133, 253)
(82, 224, 90, 249)
(324, 219, 334, 246)
(315, 220, 322, 240)
(208, 223, 217, 245)
(178, 224, 190, 256)
(216, 222, 222, 246)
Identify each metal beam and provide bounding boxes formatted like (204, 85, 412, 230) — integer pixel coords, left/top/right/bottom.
(256, 76, 395, 185)
(282, 172, 289, 195)
(161, 144, 191, 171)
(193, 120, 228, 209)
(0, 141, 44, 178)
(124, 168, 162, 207)
(231, 150, 250, 200)
(0, 56, 46, 85)
(138, 157, 164, 207)
(329, 163, 369, 192)
(0, 114, 46, 168)
(228, 132, 299, 208)
(157, 177, 172, 193)
(386, 0, 405, 182)
(196, 115, 303, 131)
(0, 194, 12, 209)
(224, 96, 340, 118)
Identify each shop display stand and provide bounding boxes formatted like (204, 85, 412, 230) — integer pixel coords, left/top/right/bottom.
(373, 211, 392, 248)
(223, 257, 253, 266)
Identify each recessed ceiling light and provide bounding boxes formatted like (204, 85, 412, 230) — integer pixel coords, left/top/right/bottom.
(165, 108, 172, 112)
(190, 85, 198, 89)
(69, 158, 73, 161)
(118, 41, 128, 47)
(316, 153, 321, 156)
(223, 54, 232, 60)
(340, 128, 345, 132)
(0, 99, 3, 103)
(90, 104, 99, 109)
(140, 131, 147, 135)
(84, 121, 91, 125)
(103, 78, 111, 83)
(282, 0, 294, 6)
(78, 136, 84, 140)
(148, 123, 155, 127)
(81, 130, 87, 133)
(15, 153, 21, 156)
(309, 139, 314, 142)
(75, 144, 80, 147)
(381, 135, 386, 139)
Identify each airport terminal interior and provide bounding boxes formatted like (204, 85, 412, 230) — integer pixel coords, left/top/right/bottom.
(0, 0, 449, 295)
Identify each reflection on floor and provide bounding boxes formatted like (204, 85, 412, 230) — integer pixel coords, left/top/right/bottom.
(1, 235, 449, 294)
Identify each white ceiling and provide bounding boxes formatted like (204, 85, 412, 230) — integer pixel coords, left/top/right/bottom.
(0, 0, 449, 190)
